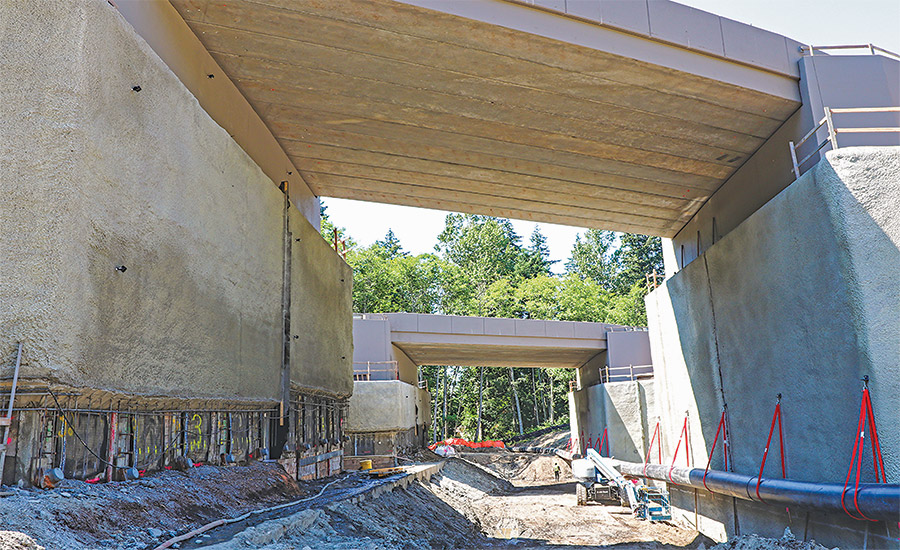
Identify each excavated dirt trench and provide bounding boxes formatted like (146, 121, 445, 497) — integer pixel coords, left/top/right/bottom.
(0, 451, 836, 550)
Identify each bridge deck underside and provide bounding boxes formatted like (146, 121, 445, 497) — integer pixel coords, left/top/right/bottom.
(393, 341, 601, 369)
(172, 0, 799, 237)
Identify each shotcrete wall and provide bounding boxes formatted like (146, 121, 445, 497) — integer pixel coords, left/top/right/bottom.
(346, 380, 429, 433)
(568, 380, 655, 463)
(0, 0, 351, 402)
(646, 148, 900, 548)
(289, 209, 353, 398)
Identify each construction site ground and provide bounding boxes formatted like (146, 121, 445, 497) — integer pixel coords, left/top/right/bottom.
(0, 450, 835, 550)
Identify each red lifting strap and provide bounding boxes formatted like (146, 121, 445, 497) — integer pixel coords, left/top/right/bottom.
(703, 407, 729, 491)
(643, 420, 661, 476)
(842, 380, 886, 522)
(599, 427, 609, 457)
(669, 412, 691, 483)
(756, 395, 787, 501)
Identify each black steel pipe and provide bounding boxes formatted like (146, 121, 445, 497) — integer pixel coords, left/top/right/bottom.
(615, 461, 899, 522)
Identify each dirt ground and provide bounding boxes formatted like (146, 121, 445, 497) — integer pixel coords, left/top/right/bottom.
(510, 428, 571, 449)
(0, 462, 306, 549)
(0, 451, 838, 550)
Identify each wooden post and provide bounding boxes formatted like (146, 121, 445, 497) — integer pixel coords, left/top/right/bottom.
(106, 411, 117, 482)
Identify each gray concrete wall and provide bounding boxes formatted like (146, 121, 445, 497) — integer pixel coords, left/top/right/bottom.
(607, 330, 652, 367)
(352, 317, 392, 365)
(669, 54, 900, 275)
(568, 379, 655, 463)
(646, 147, 899, 548)
(346, 380, 427, 433)
(0, 0, 351, 402)
(393, 345, 418, 386)
(289, 210, 354, 398)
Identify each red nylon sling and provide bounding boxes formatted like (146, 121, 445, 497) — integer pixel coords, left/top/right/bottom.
(643, 419, 661, 476)
(842, 378, 886, 521)
(598, 427, 609, 457)
(668, 412, 691, 483)
(703, 407, 729, 491)
(756, 394, 787, 501)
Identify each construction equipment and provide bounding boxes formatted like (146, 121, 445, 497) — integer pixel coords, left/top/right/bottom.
(365, 466, 403, 478)
(571, 448, 671, 522)
(0, 343, 23, 484)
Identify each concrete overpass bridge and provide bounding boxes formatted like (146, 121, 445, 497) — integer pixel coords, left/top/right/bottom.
(118, 0, 897, 269)
(347, 312, 652, 468)
(122, 0, 803, 239)
(355, 312, 650, 372)
(3, 1, 898, 547)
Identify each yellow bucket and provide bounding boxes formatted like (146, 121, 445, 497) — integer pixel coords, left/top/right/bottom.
(359, 459, 373, 470)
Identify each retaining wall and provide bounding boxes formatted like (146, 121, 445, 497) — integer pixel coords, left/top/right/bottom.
(568, 379, 655, 464)
(0, 0, 351, 401)
(646, 147, 900, 548)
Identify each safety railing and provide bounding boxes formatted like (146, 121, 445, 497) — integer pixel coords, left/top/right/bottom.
(352, 361, 399, 381)
(799, 44, 900, 61)
(601, 364, 654, 384)
(353, 313, 388, 320)
(789, 106, 900, 178)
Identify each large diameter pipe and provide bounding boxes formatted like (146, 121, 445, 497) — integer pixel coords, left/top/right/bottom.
(615, 461, 899, 522)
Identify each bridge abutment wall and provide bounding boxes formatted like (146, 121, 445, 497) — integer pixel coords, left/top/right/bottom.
(1, 0, 351, 484)
(646, 147, 900, 548)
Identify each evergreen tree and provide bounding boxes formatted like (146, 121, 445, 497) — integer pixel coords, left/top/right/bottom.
(565, 229, 616, 288)
(374, 229, 406, 259)
(611, 234, 664, 294)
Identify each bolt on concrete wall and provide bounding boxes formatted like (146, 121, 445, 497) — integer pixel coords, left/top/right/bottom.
(646, 147, 900, 548)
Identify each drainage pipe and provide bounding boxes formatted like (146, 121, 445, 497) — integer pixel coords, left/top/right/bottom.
(614, 461, 899, 522)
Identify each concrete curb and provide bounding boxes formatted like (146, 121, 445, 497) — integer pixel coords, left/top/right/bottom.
(342, 461, 446, 504)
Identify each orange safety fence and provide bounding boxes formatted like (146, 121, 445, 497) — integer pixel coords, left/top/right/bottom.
(428, 438, 505, 451)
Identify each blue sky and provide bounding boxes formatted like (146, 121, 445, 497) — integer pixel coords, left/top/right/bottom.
(322, 0, 900, 272)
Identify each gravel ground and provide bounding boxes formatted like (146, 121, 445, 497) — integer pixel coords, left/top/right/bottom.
(0, 453, 842, 550)
(0, 462, 305, 549)
(704, 529, 834, 550)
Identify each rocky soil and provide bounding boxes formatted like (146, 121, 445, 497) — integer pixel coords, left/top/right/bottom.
(0, 451, 843, 550)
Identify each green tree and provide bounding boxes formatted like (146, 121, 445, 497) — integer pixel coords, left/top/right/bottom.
(436, 214, 526, 314)
(516, 227, 555, 279)
(319, 202, 355, 249)
(374, 229, 406, 259)
(611, 234, 663, 294)
(565, 229, 616, 289)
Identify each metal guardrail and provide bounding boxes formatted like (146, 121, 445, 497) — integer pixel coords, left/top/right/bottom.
(569, 365, 654, 392)
(789, 106, 900, 179)
(799, 43, 900, 61)
(353, 313, 388, 320)
(602, 364, 654, 384)
(352, 361, 399, 381)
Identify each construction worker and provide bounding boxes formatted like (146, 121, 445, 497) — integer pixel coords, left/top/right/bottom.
(554, 462, 561, 482)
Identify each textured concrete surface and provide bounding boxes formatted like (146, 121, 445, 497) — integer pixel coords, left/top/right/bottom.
(113, 0, 320, 227)
(568, 380, 654, 463)
(646, 147, 900, 547)
(346, 381, 429, 433)
(0, 0, 351, 402)
(168, 0, 800, 237)
(670, 54, 899, 273)
(289, 208, 353, 398)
